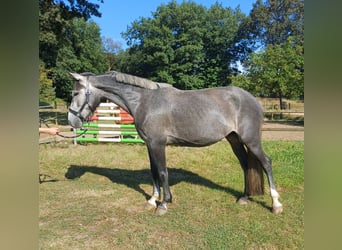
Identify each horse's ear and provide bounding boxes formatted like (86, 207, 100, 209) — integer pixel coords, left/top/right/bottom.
(70, 72, 83, 81)
(70, 73, 87, 87)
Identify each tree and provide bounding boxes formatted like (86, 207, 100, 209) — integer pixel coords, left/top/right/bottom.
(121, 1, 246, 89)
(232, 0, 304, 106)
(203, 4, 246, 86)
(232, 37, 304, 106)
(52, 18, 107, 101)
(39, 0, 103, 68)
(39, 0, 105, 102)
(39, 61, 56, 104)
(239, 0, 304, 50)
(39, 0, 67, 68)
(102, 37, 124, 71)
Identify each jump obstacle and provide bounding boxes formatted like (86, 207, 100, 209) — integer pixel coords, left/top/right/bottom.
(74, 102, 144, 144)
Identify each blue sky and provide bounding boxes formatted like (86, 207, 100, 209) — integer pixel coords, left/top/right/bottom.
(91, 0, 256, 47)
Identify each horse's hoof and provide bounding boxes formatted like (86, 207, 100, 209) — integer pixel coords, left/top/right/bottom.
(144, 201, 157, 211)
(237, 196, 249, 205)
(272, 205, 283, 214)
(155, 205, 167, 216)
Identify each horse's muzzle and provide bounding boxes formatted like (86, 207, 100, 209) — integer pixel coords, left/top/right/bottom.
(68, 112, 83, 128)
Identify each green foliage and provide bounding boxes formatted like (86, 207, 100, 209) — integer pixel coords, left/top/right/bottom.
(241, 0, 304, 48)
(52, 18, 107, 101)
(230, 73, 252, 91)
(39, 0, 106, 102)
(102, 37, 124, 71)
(120, 1, 245, 89)
(233, 37, 304, 101)
(233, 0, 304, 102)
(39, 0, 103, 68)
(39, 1, 65, 68)
(39, 62, 56, 103)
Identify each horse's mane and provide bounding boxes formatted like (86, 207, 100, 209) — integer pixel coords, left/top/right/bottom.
(109, 71, 172, 89)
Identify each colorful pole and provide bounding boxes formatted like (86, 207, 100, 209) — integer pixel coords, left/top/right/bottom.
(82, 123, 136, 129)
(89, 116, 134, 122)
(76, 137, 144, 143)
(94, 109, 129, 114)
(76, 130, 138, 135)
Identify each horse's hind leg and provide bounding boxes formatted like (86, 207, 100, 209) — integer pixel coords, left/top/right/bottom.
(226, 132, 250, 205)
(244, 139, 283, 214)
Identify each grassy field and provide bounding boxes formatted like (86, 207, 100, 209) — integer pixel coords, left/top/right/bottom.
(39, 140, 304, 249)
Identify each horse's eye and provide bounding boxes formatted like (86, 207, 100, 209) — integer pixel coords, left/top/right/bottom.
(72, 91, 79, 97)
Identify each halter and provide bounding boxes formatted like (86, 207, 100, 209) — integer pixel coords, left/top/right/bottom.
(39, 77, 93, 139)
(68, 78, 96, 121)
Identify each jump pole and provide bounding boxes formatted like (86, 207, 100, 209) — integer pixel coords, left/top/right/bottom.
(76, 137, 144, 143)
(82, 123, 136, 129)
(89, 116, 134, 122)
(98, 103, 119, 108)
(93, 109, 129, 114)
(76, 130, 138, 135)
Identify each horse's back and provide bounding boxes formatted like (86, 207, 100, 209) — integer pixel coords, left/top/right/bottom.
(146, 85, 263, 128)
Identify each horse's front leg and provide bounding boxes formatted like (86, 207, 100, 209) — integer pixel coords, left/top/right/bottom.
(146, 142, 171, 215)
(146, 179, 161, 209)
(145, 147, 161, 210)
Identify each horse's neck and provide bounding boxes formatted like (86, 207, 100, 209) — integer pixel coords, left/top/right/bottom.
(100, 84, 144, 116)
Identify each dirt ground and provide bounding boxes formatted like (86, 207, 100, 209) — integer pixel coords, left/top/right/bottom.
(261, 122, 304, 141)
(39, 122, 304, 144)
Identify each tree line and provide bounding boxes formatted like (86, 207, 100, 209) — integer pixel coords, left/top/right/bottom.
(39, 0, 304, 108)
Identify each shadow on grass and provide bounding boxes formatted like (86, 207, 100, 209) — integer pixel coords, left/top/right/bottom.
(62, 165, 273, 211)
(64, 165, 252, 207)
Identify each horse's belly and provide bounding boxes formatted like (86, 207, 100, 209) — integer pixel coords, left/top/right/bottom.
(166, 132, 227, 147)
(165, 115, 233, 146)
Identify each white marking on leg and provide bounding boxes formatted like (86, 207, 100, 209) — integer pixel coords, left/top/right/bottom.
(237, 196, 249, 205)
(270, 188, 283, 208)
(147, 195, 158, 207)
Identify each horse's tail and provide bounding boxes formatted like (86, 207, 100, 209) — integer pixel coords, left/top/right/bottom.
(245, 150, 265, 196)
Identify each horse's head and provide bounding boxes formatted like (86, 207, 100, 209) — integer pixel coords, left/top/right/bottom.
(68, 73, 100, 128)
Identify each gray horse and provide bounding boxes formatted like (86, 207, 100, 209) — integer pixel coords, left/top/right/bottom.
(68, 71, 283, 215)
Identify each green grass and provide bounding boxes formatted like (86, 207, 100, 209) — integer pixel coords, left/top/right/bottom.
(39, 141, 304, 249)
